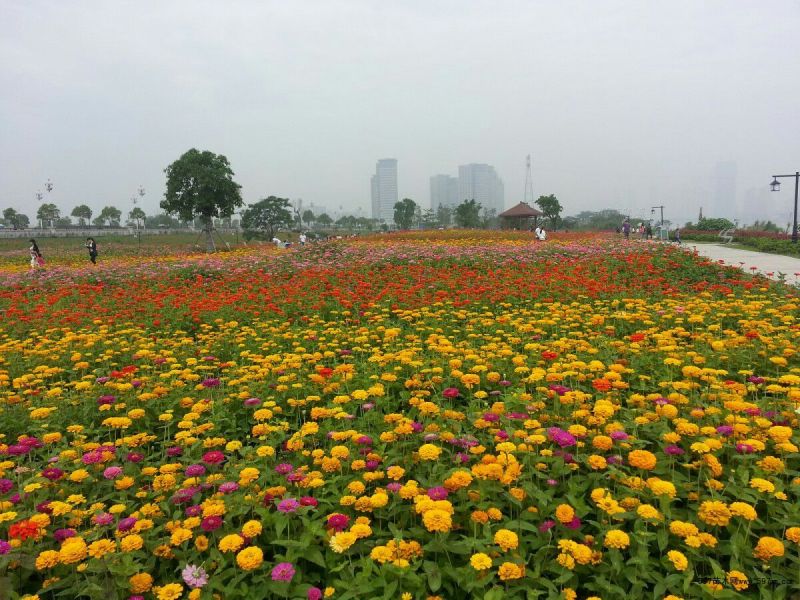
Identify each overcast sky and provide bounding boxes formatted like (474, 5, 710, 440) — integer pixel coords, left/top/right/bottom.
(2, 1, 799, 225)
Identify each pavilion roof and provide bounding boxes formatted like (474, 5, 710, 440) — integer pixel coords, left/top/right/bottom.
(498, 202, 543, 218)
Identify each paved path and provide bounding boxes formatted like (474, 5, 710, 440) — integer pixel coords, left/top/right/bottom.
(683, 242, 800, 283)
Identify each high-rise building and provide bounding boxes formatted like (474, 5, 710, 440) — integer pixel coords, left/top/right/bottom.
(429, 175, 459, 211)
(458, 164, 504, 215)
(371, 159, 398, 223)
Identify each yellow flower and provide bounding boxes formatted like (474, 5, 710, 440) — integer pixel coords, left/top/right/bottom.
(603, 530, 630, 549)
(697, 501, 730, 526)
(729, 502, 757, 521)
(726, 570, 748, 591)
(785, 527, 800, 544)
(493, 529, 519, 551)
(170, 527, 192, 546)
(418, 444, 442, 461)
(667, 550, 688, 571)
(470, 552, 492, 570)
(754, 536, 784, 561)
(35, 550, 60, 570)
(555, 504, 575, 524)
(750, 478, 775, 493)
(58, 537, 87, 564)
(129, 573, 153, 593)
(497, 561, 525, 580)
(242, 520, 263, 538)
(628, 449, 657, 470)
(120, 534, 143, 552)
(329, 532, 357, 553)
(156, 583, 184, 600)
(219, 534, 245, 553)
(236, 546, 264, 570)
(422, 509, 452, 532)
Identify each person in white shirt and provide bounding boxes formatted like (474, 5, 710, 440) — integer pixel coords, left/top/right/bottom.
(299, 233, 307, 246)
(537, 228, 547, 241)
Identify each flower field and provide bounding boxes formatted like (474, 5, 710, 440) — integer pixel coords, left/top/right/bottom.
(0, 231, 799, 600)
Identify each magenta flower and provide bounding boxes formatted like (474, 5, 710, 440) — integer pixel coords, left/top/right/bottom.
(327, 514, 349, 531)
(219, 482, 239, 494)
(308, 587, 323, 600)
(277, 498, 300, 513)
(201, 516, 223, 532)
(117, 517, 137, 532)
(41, 467, 64, 481)
(182, 564, 209, 589)
(610, 430, 628, 441)
(54, 528, 76, 542)
(664, 445, 684, 455)
(201, 378, 221, 388)
(0, 540, 10, 555)
(275, 463, 294, 475)
(565, 517, 582, 530)
(427, 487, 449, 500)
(93, 512, 114, 526)
(547, 427, 576, 448)
(185, 464, 206, 477)
(0, 479, 13, 494)
(244, 397, 262, 407)
(442, 387, 460, 398)
(202, 451, 225, 465)
(271, 562, 296, 582)
(103, 466, 123, 479)
(539, 520, 556, 532)
(299, 496, 318, 508)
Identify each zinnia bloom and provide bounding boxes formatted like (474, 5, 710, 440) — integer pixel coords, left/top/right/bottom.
(181, 564, 209, 588)
(271, 561, 296, 582)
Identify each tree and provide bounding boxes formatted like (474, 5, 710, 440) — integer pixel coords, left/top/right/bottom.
(36, 203, 60, 228)
(16, 213, 30, 229)
(162, 148, 243, 252)
(535, 194, 563, 229)
(98, 206, 122, 227)
(454, 199, 482, 228)
(393, 198, 417, 230)
(302, 209, 315, 227)
(146, 213, 182, 229)
(55, 217, 72, 228)
(71, 205, 93, 226)
(316, 213, 333, 227)
(240, 196, 293, 240)
(3, 208, 19, 229)
(129, 207, 146, 229)
(436, 205, 453, 227)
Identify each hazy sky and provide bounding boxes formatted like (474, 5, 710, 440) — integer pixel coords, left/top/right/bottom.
(2, 1, 799, 225)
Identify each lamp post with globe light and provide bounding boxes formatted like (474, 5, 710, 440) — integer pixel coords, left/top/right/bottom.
(770, 172, 799, 243)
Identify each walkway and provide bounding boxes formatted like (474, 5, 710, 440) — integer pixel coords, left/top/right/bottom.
(683, 242, 800, 283)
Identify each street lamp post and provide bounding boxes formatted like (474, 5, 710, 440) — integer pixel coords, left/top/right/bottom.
(770, 172, 799, 243)
(651, 205, 665, 241)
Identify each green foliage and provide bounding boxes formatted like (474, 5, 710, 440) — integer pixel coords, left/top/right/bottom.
(241, 196, 293, 240)
(454, 199, 482, 228)
(535, 194, 563, 228)
(97, 206, 122, 227)
(393, 198, 417, 230)
(36, 203, 60, 226)
(71, 204, 93, 226)
(685, 217, 735, 231)
(565, 209, 626, 231)
(161, 148, 243, 237)
(145, 213, 183, 229)
(317, 213, 333, 226)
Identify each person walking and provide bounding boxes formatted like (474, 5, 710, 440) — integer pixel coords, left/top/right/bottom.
(29, 239, 43, 270)
(85, 237, 98, 264)
(622, 220, 631, 239)
(673, 228, 682, 244)
(645, 223, 653, 239)
(299, 232, 307, 246)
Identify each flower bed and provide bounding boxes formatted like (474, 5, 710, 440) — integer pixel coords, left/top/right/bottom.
(0, 233, 798, 599)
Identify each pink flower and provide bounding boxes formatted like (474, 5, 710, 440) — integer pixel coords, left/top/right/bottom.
(539, 520, 556, 532)
(308, 587, 323, 600)
(271, 562, 295, 582)
(103, 466, 123, 479)
(201, 516, 223, 532)
(442, 387, 460, 398)
(327, 513, 349, 532)
(202, 451, 225, 465)
(182, 564, 209, 589)
(277, 498, 300, 513)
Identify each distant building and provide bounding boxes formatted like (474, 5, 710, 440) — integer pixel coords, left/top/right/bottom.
(371, 159, 398, 224)
(458, 163, 505, 215)
(430, 175, 459, 211)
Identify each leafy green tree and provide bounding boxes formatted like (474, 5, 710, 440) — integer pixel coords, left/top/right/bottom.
(316, 213, 333, 227)
(98, 206, 122, 227)
(146, 213, 182, 228)
(436, 205, 453, 227)
(3, 208, 20, 229)
(535, 194, 563, 229)
(71, 205, 93, 226)
(393, 198, 417, 230)
(454, 199, 482, 228)
(240, 196, 293, 240)
(129, 207, 146, 228)
(302, 209, 315, 227)
(690, 217, 735, 231)
(36, 203, 60, 228)
(55, 217, 72, 228)
(15, 213, 30, 229)
(162, 148, 243, 252)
